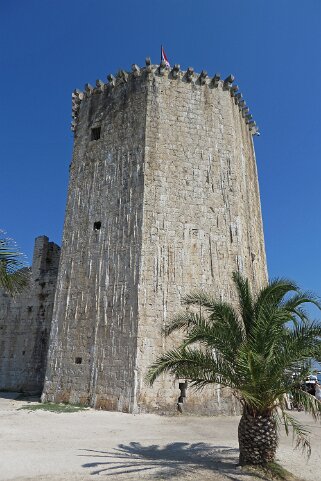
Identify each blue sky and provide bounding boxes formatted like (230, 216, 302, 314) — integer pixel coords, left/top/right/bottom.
(1, 0, 320, 298)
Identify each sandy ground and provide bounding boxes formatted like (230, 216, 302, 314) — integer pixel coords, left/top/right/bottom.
(0, 394, 320, 481)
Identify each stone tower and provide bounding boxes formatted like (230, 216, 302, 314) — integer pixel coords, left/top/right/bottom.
(42, 59, 267, 414)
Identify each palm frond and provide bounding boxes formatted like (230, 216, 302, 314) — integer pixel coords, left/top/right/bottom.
(280, 293, 321, 326)
(277, 407, 311, 457)
(279, 323, 321, 365)
(145, 347, 235, 389)
(164, 311, 204, 336)
(291, 388, 321, 421)
(182, 320, 242, 365)
(207, 302, 244, 336)
(232, 271, 254, 335)
(254, 278, 299, 321)
(0, 234, 29, 295)
(181, 290, 217, 309)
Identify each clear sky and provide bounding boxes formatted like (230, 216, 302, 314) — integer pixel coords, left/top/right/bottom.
(1, 0, 320, 299)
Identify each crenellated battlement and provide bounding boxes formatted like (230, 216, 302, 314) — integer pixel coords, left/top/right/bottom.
(71, 57, 260, 136)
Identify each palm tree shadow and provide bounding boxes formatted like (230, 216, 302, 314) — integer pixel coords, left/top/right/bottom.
(80, 442, 268, 480)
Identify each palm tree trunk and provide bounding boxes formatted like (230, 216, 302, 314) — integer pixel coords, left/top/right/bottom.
(238, 410, 278, 465)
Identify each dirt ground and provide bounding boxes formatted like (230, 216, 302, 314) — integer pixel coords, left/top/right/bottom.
(0, 393, 320, 481)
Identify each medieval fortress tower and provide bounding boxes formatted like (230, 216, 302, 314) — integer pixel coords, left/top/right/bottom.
(0, 58, 267, 414)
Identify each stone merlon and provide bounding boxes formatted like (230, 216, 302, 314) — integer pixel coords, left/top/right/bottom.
(70, 60, 260, 136)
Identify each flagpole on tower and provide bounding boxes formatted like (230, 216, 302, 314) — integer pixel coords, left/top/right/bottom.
(160, 45, 170, 69)
(160, 44, 163, 64)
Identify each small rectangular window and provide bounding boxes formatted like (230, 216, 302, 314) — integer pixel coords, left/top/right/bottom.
(75, 357, 82, 364)
(91, 127, 101, 141)
(93, 221, 101, 231)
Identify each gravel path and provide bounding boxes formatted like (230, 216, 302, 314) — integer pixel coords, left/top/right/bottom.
(0, 394, 320, 481)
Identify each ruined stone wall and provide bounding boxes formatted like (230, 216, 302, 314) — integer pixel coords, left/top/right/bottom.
(42, 62, 267, 413)
(0, 236, 60, 393)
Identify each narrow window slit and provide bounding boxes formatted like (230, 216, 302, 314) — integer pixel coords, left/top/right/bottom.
(91, 127, 101, 140)
(93, 221, 101, 231)
(177, 381, 187, 412)
(75, 357, 82, 364)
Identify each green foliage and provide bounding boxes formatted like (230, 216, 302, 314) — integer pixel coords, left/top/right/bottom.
(19, 402, 88, 413)
(146, 272, 321, 453)
(0, 232, 29, 295)
(246, 461, 303, 481)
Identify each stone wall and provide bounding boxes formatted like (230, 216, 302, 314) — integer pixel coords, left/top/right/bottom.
(136, 70, 267, 414)
(0, 236, 60, 393)
(42, 76, 148, 410)
(42, 62, 267, 414)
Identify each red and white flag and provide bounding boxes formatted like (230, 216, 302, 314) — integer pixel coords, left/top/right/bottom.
(161, 46, 170, 68)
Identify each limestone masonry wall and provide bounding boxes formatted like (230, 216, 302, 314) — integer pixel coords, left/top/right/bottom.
(43, 75, 148, 410)
(0, 236, 60, 393)
(42, 60, 267, 414)
(136, 68, 266, 413)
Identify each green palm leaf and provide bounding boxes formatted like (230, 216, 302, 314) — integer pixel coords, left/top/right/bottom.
(0, 233, 29, 295)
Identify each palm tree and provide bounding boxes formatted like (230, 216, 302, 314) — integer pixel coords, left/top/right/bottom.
(146, 272, 321, 466)
(0, 232, 29, 295)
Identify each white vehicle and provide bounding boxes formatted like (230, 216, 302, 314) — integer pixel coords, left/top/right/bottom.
(306, 375, 317, 384)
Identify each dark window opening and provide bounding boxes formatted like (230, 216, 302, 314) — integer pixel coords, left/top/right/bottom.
(22, 351, 26, 356)
(94, 221, 101, 231)
(178, 382, 187, 401)
(91, 127, 101, 141)
(75, 357, 82, 364)
(177, 381, 187, 412)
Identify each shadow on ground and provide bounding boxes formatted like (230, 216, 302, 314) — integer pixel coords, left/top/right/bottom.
(80, 442, 268, 480)
(0, 391, 21, 400)
(0, 391, 40, 402)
